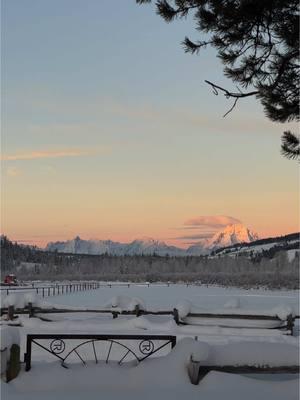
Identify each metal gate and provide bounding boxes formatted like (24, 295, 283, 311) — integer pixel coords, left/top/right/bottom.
(24, 334, 176, 371)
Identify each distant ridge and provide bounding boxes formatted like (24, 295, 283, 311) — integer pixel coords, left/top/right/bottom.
(213, 232, 300, 255)
(2, 231, 299, 261)
(45, 223, 260, 256)
(46, 236, 186, 256)
(185, 223, 259, 255)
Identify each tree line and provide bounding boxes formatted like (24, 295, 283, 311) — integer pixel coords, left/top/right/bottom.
(1, 236, 299, 289)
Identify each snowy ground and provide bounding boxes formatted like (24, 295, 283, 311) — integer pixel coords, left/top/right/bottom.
(1, 284, 299, 399)
(49, 283, 299, 311)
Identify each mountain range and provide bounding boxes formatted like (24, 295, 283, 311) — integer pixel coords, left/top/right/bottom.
(45, 223, 259, 256)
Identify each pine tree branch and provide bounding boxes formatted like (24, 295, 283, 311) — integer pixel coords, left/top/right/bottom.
(204, 80, 259, 99)
(137, 0, 300, 160)
(281, 131, 300, 160)
(205, 80, 259, 117)
(223, 98, 239, 118)
(182, 37, 214, 54)
(156, 1, 199, 22)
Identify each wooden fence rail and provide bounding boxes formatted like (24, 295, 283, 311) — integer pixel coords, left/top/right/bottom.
(1, 304, 296, 334)
(0, 282, 101, 297)
(0, 282, 187, 295)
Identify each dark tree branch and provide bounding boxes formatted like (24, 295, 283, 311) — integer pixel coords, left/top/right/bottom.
(223, 98, 239, 118)
(204, 80, 259, 99)
(137, 0, 300, 160)
(204, 80, 259, 117)
(281, 131, 300, 160)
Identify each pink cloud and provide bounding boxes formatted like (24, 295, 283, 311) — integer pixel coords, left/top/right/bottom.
(1, 149, 95, 161)
(184, 215, 241, 228)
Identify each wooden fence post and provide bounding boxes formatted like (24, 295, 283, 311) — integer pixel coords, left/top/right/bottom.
(7, 306, 14, 321)
(135, 304, 141, 317)
(28, 302, 34, 318)
(187, 356, 210, 385)
(6, 344, 20, 382)
(287, 314, 294, 334)
(173, 308, 179, 325)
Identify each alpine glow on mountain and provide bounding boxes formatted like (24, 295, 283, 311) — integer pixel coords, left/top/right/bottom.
(206, 223, 259, 250)
(184, 224, 259, 255)
(46, 236, 186, 256)
(45, 224, 259, 256)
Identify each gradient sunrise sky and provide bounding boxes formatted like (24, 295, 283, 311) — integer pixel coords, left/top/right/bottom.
(1, 0, 299, 248)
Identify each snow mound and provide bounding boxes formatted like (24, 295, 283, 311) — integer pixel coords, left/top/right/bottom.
(0, 326, 20, 353)
(209, 341, 299, 366)
(167, 338, 299, 367)
(103, 295, 146, 312)
(2, 292, 39, 309)
(176, 300, 192, 319)
(190, 341, 210, 362)
(129, 316, 178, 332)
(271, 304, 293, 320)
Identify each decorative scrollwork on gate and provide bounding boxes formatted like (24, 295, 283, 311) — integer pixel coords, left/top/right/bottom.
(24, 334, 176, 371)
(62, 339, 141, 366)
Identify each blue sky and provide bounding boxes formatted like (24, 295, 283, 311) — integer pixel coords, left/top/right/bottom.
(1, 0, 298, 246)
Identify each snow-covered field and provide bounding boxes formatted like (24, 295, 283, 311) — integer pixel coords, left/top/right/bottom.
(1, 284, 299, 400)
(49, 283, 299, 310)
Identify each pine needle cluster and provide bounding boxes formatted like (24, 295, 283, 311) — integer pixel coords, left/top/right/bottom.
(137, 0, 299, 159)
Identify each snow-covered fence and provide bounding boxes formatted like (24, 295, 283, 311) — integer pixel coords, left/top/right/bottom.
(0, 326, 20, 382)
(184, 339, 300, 384)
(1, 307, 296, 335)
(0, 281, 100, 297)
(1, 294, 297, 334)
(174, 299, 297, 332)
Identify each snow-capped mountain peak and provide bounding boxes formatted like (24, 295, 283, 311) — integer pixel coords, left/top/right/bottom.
(45, 224, 259, 256)
(206, 223, 259, 250)
(46, 236, 185, 256)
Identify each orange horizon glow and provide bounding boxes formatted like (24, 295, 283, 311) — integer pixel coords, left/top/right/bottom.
(2, 1, 299, 258)
(4, 222, 299, 250)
